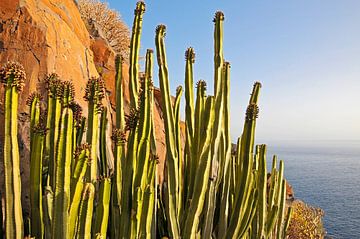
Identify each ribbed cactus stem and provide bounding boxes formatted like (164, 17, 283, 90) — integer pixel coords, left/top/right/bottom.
(129, 1, 145, 109)
(115, 55, 125, 130)
(84, 77, 105, 182)
(29, 120, 46, 239)
(257, 144, 267, 239)
(183, 97, 215, 239)
(76, 183, 95, 239)
(93, 178, 111, 237)
(276, 178, 287, 239)
(174, 86, 183, 218)
(44, 73, 63, 190)
(68, 144, 90, 239)
(52, 107, 73, 238)
(184, 47, 195, 212)
(132, 49, 154, 236)
(110, 129, 126, 239)
(187, 80, 206, 204)
(155, 24, 180, 238)
(0, 62, 25, 239)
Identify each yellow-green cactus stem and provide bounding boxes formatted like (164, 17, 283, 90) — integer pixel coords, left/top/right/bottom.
(129, 1, 146, 110)
(76, 183, 95, 239)
(93, 108, 111, 237)
(183, 47, 195, 210)
(115, 55, 125, 130)
(84, 77, 105, 182)
(110, 129, 126, 239)
(0, 61, 25, 239)
(155, 24, 181, 238)
(183, 97, 215, 239)
(51, 107, 73, 238)
(30, 119, 47, 239)
(44, 73, 63, 190)
(68, 144, 90, 239)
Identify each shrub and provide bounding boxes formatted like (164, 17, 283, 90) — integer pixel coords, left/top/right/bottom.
(287, 200, 325, 239)
(77, 0, 130, 61)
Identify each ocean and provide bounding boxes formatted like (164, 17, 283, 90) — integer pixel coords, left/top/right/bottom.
(265, 140, 360, 239)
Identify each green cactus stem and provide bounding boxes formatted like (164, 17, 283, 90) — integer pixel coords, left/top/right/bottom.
(42, 185, 53, 239)
(93, 108, 111, 237)
(29, 119, 47, 239)
(183, 97, 215, 239)
(183, 47, 195, 211)
(115, 55, 125, 130)
(0, 61, 25, 239)
(131, 49, 154, 237)
(68, 144, 90, 239)
(110, 129, 126, 239)
(44, 73, 63, 190)
(76, 183, 95, 239)
(84, 77, 105, 182)
(51, 107, 73, 238)
(129, 1, 146, 110)
(93, 178, 111, 238)
(155, 24, 180, 238)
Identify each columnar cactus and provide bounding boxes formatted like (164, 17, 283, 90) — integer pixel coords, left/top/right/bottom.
(51, 106, 73, 238)
(29, 116, 46, 239)
(68, 144, 90, 239)
(155, 24, 181, 238)
(84, 77, 105, 182)
(44, 73, 63, 189)
(0, 62, 25, 239)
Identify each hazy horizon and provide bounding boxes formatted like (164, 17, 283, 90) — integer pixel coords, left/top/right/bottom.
(108, 0, 360, 142)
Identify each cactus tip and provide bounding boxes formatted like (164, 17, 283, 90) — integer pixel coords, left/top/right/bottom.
(84, 77, 105, 104)
(155, 24, 167, 37)
(185, 47, 196, 63)
(196, 80, 207, 91)
(26, 92, 42, 106)
(254, 81, 262, 88)
(135, 1, 146, 15)
(213, 11, 225, 22)
(176, 85, 183, 95)
(0, 61, 26, 91)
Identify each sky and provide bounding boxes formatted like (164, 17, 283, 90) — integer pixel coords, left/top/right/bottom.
(107, 0, 360, 142)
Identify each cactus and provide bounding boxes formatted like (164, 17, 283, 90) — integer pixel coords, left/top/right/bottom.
(51, 107, 73, 238)
(44, 73, 63, 190)
(84, 77, 105, 182)
(155, 24, 181, 238)
(0, 61, 25, 239)
(129, 1, 145, 110)
(93, 108, 111, 238)
(75, 183, 95, 239)
(29, 117, 46, 239)
(68, 144, 90, 239)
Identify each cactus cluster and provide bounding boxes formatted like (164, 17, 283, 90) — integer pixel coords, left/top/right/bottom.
(0, 1, 292, 238)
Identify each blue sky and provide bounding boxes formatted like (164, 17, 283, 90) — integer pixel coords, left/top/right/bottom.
(107, 0, 360, 141)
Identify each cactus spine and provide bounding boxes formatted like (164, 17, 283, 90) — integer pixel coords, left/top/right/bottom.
(0, 62, 25, 239)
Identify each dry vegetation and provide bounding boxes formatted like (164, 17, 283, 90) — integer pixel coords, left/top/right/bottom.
(287, 200, 326, 239)
(77, 0, 130, 61)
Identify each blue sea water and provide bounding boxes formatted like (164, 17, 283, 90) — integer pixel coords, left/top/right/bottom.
(265, 140, 360, 239)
